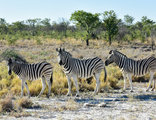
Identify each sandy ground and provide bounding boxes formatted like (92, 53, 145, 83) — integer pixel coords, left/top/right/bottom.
(1, 83, 156, 120)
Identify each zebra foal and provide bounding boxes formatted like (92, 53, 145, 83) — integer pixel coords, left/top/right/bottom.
(105, 50, 156, 92)
(56, 48, 107, 97)
(7, 58, 53, 98)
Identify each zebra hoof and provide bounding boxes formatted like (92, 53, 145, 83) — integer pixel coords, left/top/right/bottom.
(151, 88, 155, 91)
(122, 89, 126, 92)
(66, 94, 70, 97)
(66, 93, 71, 96)
(146, 89, 149, 92)
(120, 90, 125, 93)
(37, 95, 41, 98)
(130, 90, 134, 92)
(75, 94, 80, 97)
(46, 95, 50, 98)
(93, 91, 98, 96)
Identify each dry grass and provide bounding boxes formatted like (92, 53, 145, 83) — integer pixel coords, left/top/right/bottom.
(16, 97, 33, 109)
(51, 99, 80, 112)
(10, 111, 31, 118)
(0, 95, 33, 118)
(0, 38, 156, 97)
(0, 96, 14, 112)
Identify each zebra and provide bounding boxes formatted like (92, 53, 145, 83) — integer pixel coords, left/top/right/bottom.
(105, 50, 156, 92)
(7, 58, 53, 98)
(56, 48, 107, 97)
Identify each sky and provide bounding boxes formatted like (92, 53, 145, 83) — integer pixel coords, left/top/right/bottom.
(0, 0, 156, 24)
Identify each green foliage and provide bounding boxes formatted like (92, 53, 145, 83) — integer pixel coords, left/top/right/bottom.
(1, 49, 27, 63)
(7, 35, 18, 45)
(70, 10, 100, 45)
(102, 10, 121, 45)
(0, 11, 156, 45)
(124, 15, 135, 26)
(35, 37, 42, 45)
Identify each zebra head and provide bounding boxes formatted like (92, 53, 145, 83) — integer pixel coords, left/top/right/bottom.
(7, 58, 14, 75)
(105, 50, 116, 66)
(56, 48, 72, 66)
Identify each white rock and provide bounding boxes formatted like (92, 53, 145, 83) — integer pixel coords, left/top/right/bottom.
(98, 102, 107, 107)
(83, 103, 95, 107)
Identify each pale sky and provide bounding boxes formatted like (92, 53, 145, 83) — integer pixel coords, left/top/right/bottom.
(0, 0, 155, 23)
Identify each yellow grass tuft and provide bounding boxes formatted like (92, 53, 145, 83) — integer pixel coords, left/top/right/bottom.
(16, 97, 33, 109)
(52, 99, 79, 112)
(0, 96, 14, 112)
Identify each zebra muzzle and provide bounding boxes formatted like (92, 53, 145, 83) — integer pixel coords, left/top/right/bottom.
(8, 70, 12, 75)
(105, 60, 109, 66)
(59, 61, 63, 65)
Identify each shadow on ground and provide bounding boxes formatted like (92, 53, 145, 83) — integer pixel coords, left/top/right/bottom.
(134, 94, 156, 101)
(74, 94, 156, 105)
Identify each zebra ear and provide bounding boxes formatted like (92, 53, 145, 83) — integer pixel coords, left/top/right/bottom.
(56, 48, 59, 52)
(56, 48, 62, 52)
(8, 58, 12, 63)
(109, 50, 113, 54)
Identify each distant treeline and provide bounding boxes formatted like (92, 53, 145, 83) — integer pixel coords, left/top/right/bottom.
(0, 10, 156, 46)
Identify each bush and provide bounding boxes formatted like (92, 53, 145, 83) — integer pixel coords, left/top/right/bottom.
(17, 98, 33, 109)
(0, 96, 14, 112)
(5, 35, 18, 45)
(1, 49, 28, 63)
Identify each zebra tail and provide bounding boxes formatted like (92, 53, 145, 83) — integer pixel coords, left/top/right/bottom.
(104, 66, 107, 82)
(50, 72, 53, 85)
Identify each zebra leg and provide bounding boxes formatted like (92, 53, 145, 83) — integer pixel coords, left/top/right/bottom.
(21, 80, 25, 97)
(66, 76, 72, 96)
(122, 73, 127, 92)
(47, 78, 52, 98)
(72, 75, 80, 97)
(93, 73, 100, 95)
(146, 72, 154, 91)
(151, 79, 155, 91)
(127, 74, 133, 92)
(38, 77, 46, 97)
(24, 82, 30, 98)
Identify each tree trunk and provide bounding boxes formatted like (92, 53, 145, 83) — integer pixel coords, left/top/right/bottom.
(86, 39, 89, 46)
(109, 36, 112, 45)
(151, 30, 155, 50)
(151, 41, 155, 50)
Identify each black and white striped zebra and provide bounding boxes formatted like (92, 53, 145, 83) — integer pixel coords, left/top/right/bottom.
(56, 48, 107, 97)
(7, 58, 53, 98)
(105, 50, 156, 92)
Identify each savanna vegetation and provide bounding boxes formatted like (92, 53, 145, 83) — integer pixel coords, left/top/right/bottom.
(0, 10, 155, 46)
(0, 10, 156, 100)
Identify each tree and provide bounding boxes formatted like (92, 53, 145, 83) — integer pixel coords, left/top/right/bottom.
(10, 21, 25, 33)
(41, 18, 51, 32)
(124, 15, 134, 26)
(117, 21, 129, 43)
(26, 18, 41, 36)
(0, 18, 8, 34)
(141, 16, 155, 37)
(123, 15, 136, 41)
(102, 10, 120, 45)
(135, 16, 155, 42)
(70, 10, 100, 46)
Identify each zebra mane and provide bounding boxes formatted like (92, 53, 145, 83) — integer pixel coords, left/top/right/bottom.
(63, 50, 72, 57)
(56, 48, 72, 57)
(113, 50, 127, 58)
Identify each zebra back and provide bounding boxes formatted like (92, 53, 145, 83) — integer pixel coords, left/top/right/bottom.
(11, 61, 53, 80)
(56, 48, 105, 78)
(108, 50, 156, 76)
